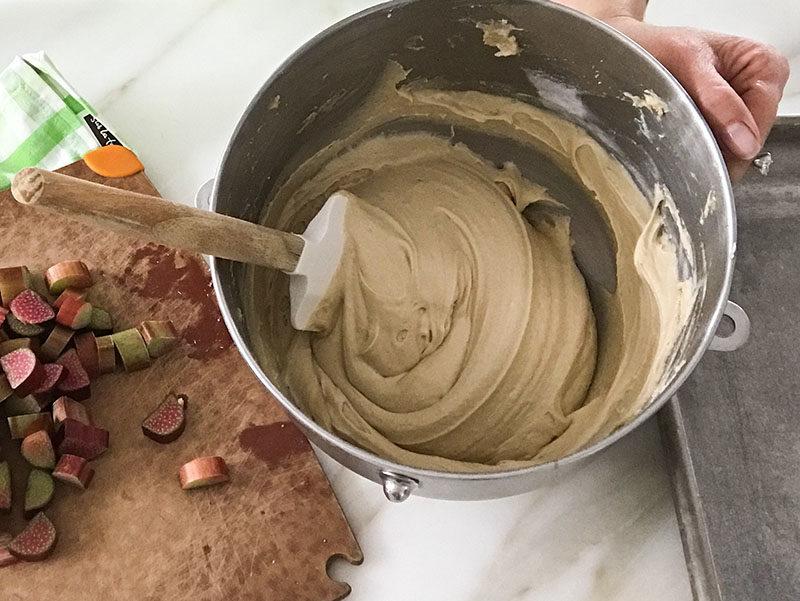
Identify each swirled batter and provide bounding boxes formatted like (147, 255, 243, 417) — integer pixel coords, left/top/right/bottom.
(245, 65, 700, 472)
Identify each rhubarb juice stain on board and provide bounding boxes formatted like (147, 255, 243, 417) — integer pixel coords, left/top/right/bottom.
(239, 422, 310, 468)
(119, 244, 232, 360)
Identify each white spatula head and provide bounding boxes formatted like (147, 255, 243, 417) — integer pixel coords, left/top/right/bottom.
(289, 191, 351, 331)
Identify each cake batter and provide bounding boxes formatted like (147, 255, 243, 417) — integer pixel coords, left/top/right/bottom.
(245, 65, 700, 472)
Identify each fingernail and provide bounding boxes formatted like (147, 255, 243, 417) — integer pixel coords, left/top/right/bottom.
(724, 122, 760, 160)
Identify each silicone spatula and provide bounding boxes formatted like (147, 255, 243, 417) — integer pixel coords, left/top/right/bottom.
(11, 167, 349, 331)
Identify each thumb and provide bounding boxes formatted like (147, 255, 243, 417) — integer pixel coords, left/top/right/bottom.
(681, 63, 762, 160)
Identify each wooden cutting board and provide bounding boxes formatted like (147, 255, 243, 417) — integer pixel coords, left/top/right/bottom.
(0, 160, 362, 601)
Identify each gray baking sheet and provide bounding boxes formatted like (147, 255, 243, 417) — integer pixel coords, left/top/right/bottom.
(660, 117, 800, 601)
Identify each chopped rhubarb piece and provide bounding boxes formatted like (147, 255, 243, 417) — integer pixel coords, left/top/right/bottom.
(0, 337, 37, 357)
(55, 295, 92, 330)
(37, 363, 67, 388)
(24, 470, 54, 518)
(89, 307, 113, 333)
(8, 413, 53, 439)
(0, 306, 7, 328)
(0, 462, 10, 512)
(95, 334, 116, 374)
(142, 393, 187, 443)
(52, 288, 88, 310)
(112, 328, 151, 372)
(39, 325, 74, 362)
(8, 512, 57, 561)
(1, 348, 45, 396)
(27, 272, 52, 302)
(0, 266, 31, 307)
(9, 290, 54, 325)
(0, 376, 11, 404)
(179, 456, 230, 490)
(53, 454, 94, 490)
(0, 546, 18, 568)
(3, 394, 47, 416)
(52, 397, 92, 429)
(54, 419, 108, 460)
(21, 430, 56, 469)
(45, 261, 92, 295)
(55, 350, 91, 401)
(5, 313, 45, 337)
(0, 532, 16, 568)
(32, 363, 66, 404)
(138, 320, 179, 358)
(74, 332, 99, 377)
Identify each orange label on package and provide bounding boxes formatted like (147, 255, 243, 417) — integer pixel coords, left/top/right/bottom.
(84, 145, 144, 178)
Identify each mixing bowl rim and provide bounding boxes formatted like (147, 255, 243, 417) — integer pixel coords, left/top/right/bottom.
(209, 0, 735, 483)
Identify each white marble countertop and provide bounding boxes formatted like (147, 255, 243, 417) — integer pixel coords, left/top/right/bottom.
(2, 1, 796, 599)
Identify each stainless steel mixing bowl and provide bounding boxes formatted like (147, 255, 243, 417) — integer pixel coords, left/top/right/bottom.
(207, 0, 743, 501)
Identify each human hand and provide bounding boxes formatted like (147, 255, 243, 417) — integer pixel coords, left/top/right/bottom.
(605, 17, 790, 180)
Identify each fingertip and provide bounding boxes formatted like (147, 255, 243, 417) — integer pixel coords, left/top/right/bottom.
(721, 121, 762, 160)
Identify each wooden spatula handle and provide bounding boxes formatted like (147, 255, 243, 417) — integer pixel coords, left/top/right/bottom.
(11, 167, 304, 272)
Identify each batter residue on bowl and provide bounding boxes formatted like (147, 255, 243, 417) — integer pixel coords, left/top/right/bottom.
(245, 64, 701, 472)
